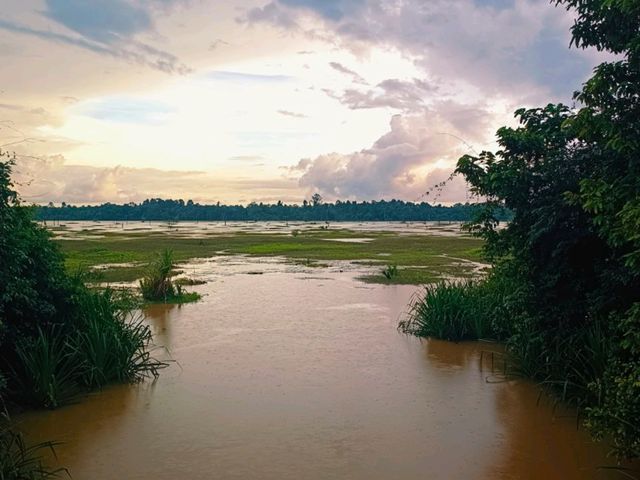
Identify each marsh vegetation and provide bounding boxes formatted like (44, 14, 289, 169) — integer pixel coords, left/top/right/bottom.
(401, 0, 640, 462)
(139, 249, 200, 304)
(0, 156, 166, 477)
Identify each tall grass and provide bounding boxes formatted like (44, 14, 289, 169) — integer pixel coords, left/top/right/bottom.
(11, 289, 167, 409)
(14, 329, 80, 409)
(400, 281, 494, 341)
(70, 289, 166, 388)
(382, 265, 398, 280)
(0, 422, 67, 479)
(139, 249, 176, 302)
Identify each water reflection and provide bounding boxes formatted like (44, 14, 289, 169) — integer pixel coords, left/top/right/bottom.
(16, 265, 638, 479)
(144, 303, 178, 347)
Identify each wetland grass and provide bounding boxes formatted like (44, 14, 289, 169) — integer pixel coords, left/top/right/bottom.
(0, 424, 67, 479)
(12, 289, 167, 409)
(400, 281, 493, 341)
(139, 249, 200, 304)
(56, 229, 484, 285)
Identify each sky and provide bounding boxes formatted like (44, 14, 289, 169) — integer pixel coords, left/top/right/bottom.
(0, 0, 604, 205)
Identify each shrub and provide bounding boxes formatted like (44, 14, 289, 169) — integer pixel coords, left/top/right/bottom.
(400, 281, 487, 341)
(587, 305, 640, 459)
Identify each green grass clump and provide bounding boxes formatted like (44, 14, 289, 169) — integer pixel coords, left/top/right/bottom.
(70, 290, 165, 388)
(12, 289, 167, 409)
(399, 272, 515, 341)
(139, 249, 175, 301)
(139, 249, 200, 304)
(381, 264, 398, 280)
(14, 329, 81, 409)
(400, 281, 491, 341)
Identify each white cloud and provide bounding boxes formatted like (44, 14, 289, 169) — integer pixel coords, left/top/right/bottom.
(13, 154, 301, 205)
(292, 100, 498, 201)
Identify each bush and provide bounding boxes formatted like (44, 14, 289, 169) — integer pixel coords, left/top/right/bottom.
(139, 249, 200, 304)
(587, 305, 640, 459)
(0, 154, 74, 357)
(14, 329, 80, 409)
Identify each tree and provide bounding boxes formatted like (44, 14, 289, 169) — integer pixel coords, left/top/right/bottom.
(453, 0, 640, 458)
(0, 153, 72, 345)
(311, 193, 323, 207)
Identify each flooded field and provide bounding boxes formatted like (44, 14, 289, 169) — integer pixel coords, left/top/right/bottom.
(45, 220, 468, 239)
(16, 258, 626, 479)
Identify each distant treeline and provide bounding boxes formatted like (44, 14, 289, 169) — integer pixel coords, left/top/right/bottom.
(35, 198, 511, 222)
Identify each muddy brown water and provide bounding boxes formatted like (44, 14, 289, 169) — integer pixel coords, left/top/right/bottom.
(17, 263, 631, 479)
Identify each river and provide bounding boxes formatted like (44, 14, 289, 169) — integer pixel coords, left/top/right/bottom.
(17, 257, 625, 479)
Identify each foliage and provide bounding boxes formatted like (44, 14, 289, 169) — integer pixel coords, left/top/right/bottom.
(35, 197, 511, 223)
(400, 271, 517, 341)
(587, 304, 640, 459)
(0, 153, 73, 349)
(9, 288, 166, 409)
(0, 424, 66, 480)
(403, 0, 640, 459)
(381, 265, 398, 280)
(13, 329, 80, 409)
(139, 249, 176, 302)
(70, 289, 165, 389)
(138, 249, 200, 303)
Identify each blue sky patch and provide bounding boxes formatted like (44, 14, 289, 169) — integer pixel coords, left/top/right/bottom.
(76, 97, 174, 125)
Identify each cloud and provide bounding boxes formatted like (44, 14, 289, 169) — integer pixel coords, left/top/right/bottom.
(208, 38, 230, 50)
(0, 1, 190, 74)
(13, 155, 300, 205)
(278, 0, 367, 21)
(326, 78, 438, 112)
(291, 101, 493, 201)
(228, 155, 265, 162)
(244, 0, 597, 100)
(0, 102, 62, 132)
(328, 61, 367, 84)
(277, 109, 308, 118)
(206, 70, 294, 84)
(42, 0, 152, 44)
(243, 2, 298, 29)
